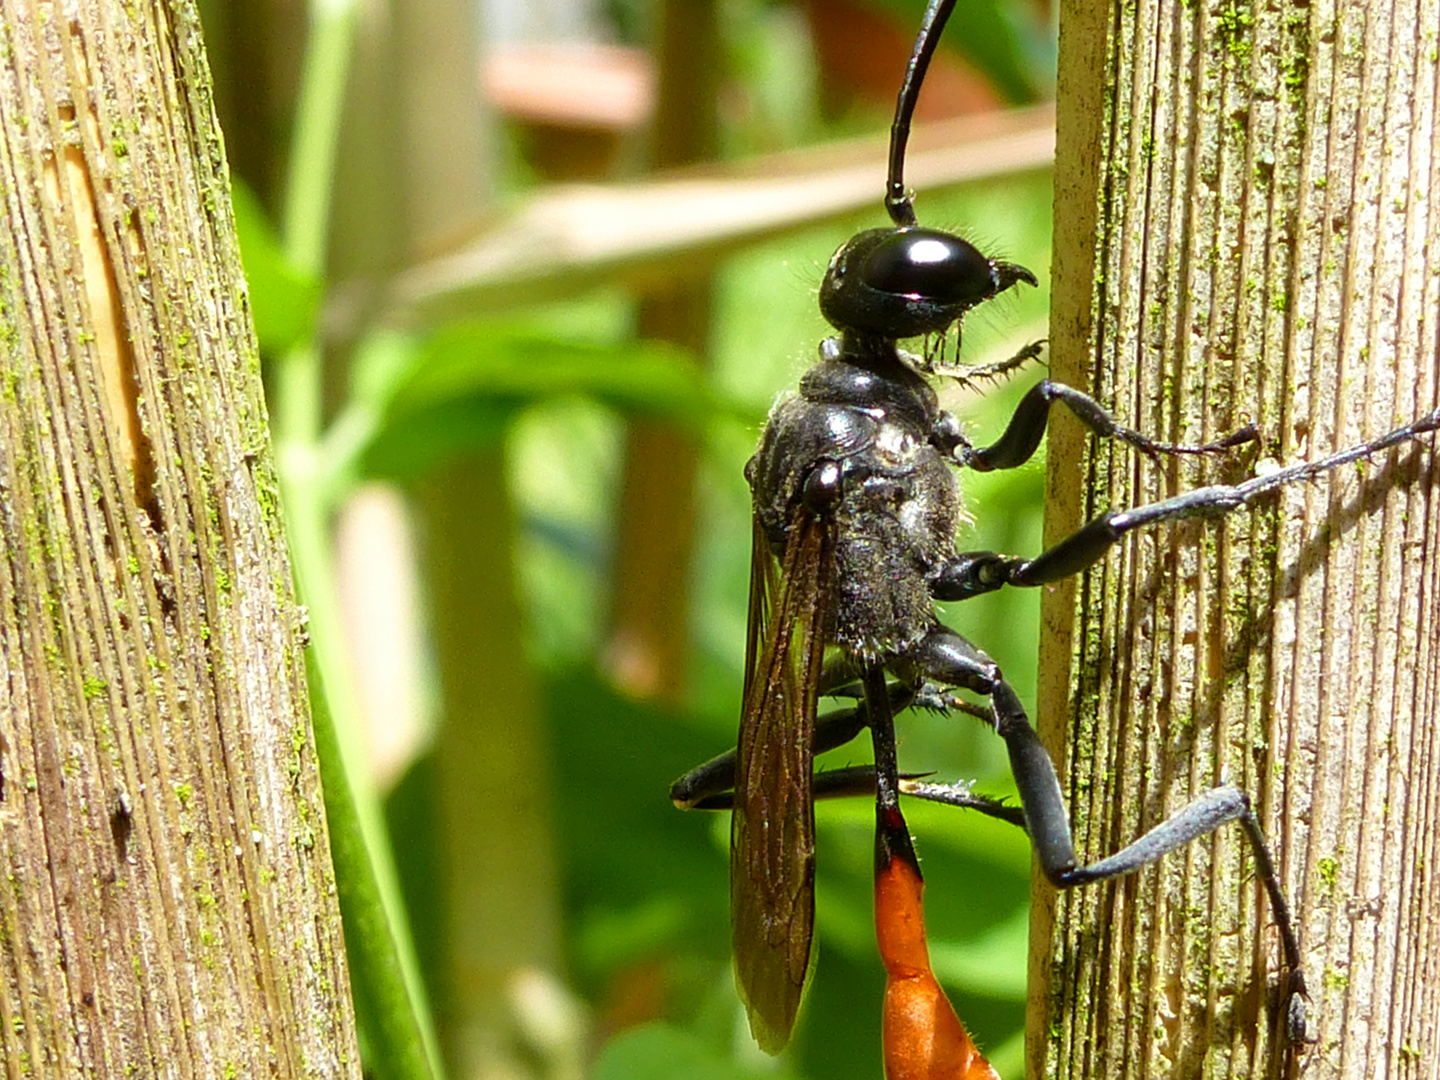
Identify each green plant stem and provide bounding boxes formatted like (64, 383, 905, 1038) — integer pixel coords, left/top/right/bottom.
(283, 0, 356, 278)
(267, 3, 445, 1079)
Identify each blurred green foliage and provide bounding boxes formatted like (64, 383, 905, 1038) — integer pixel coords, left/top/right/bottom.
(865, 0, 1055, 103)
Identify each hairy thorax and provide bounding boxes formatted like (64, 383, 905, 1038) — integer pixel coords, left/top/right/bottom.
(748, 340, 962, 658)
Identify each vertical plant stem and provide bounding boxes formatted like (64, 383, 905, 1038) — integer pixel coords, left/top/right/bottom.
(268, 2, 445, 1078)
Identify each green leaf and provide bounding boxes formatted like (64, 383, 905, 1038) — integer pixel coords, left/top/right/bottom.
(230, 178, 321, 352)
(928, 902, 1029, 999)
(410, 322, 729, 429)
(359, 320, 753, 480)
(864, 0, 1054, 103)
(592, 1024, 788, 1080)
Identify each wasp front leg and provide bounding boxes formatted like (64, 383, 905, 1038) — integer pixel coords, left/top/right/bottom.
(928, 377, 1258, 472)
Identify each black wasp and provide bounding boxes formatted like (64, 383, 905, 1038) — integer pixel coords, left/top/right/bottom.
(671, 0, 1440, 1060)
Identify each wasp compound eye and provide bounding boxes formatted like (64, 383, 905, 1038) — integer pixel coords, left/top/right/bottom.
(863, 229, 994, 303)
(819, 227, 1034, 339)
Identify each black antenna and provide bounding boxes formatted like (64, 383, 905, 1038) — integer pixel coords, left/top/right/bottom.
(886, 0, 959, 227)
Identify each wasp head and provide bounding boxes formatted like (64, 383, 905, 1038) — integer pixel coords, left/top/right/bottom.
(819, 227, 1036, 342)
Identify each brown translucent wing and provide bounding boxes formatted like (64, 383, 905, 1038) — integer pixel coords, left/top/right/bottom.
(731, 506, 835, 1053)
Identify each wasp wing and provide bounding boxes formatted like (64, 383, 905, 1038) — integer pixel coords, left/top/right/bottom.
(731, 504, 835, 1054)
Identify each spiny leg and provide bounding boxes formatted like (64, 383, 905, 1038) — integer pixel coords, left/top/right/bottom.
(672, 678, 1024, 828)
(670, 698, 872, 810)
(904, 625, 1310, 1041)
(935, 406, 1440, 601)
(670, 660, 913, 809)
(939, 377, 1258, 474)
(931, 338, 1047, 387)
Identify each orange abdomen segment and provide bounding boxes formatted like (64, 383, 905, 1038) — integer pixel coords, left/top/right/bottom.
(876, 850, 1000, 1080)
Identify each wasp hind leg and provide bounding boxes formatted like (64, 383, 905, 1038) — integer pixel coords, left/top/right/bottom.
(670, 689, 1024, 829)
(904, 624, 1311, 1045)
(669, 678, 880, 810)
